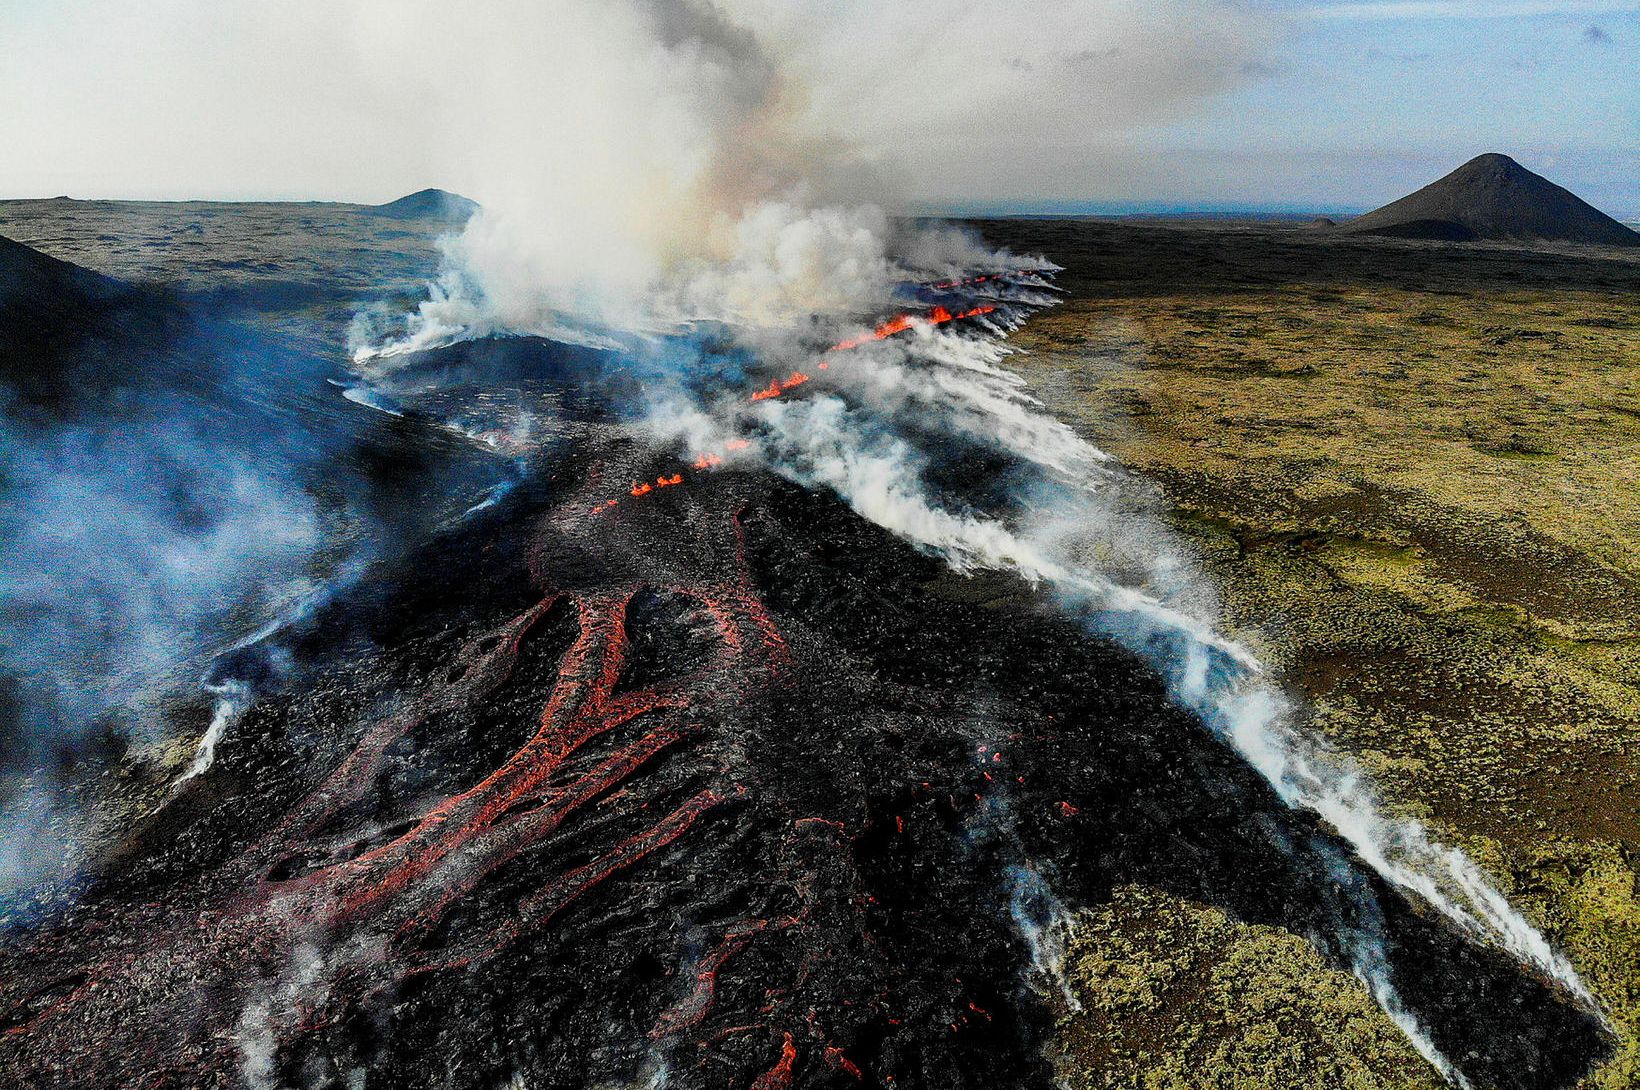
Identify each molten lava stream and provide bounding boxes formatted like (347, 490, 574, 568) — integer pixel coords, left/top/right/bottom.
(298, 581, 786, 944)
(751, 1033, 798, 1090)
(829, 303, 996, 351)
(91, 567, 798, 1085)
(588, 297, 1003, 520)
(649, 920, 770, 1040)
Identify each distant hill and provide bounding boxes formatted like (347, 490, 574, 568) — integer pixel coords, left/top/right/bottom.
(1341, 154, 1640, 247)
(371, 188, 479, 222)
(1, 231, 135, 368)
(0, 232, 184, 411)
(0, 230, 126, 313)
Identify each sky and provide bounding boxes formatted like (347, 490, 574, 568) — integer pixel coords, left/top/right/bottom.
(0, 0, 1633, 216)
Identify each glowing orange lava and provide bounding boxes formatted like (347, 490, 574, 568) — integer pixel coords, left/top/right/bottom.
(587, 289, 1004, 522)
(829, 304, 996, 352)
(751, 1033, 798, 1090)
(750, 371, 810, 401)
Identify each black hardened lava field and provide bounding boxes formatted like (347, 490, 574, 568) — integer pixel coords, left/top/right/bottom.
(0, 342, 1610, 1089)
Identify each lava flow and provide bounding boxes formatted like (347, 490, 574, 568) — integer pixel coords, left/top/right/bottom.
(0, 271, 1611, 1090)
(0, 424, 1610, 1090)
(829, 304, 997, 352)
(591, 297, 1002, 521)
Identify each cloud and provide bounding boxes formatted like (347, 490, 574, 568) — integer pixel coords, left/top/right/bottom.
(332, 0, 1284, 360)
(728, 0, 1283, 195)
(0, 0, 1281, 204)
(1362, 45, 1436, 63)
(1304, 1, 1639, 18)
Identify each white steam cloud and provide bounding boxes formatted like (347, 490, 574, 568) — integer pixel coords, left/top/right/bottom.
(349, 0, 891, 359)
(346, 0, 1281, 360)
(0, 400, 333, 906)
(0, 417, 324, 748)
(0, 1, 1281, 204)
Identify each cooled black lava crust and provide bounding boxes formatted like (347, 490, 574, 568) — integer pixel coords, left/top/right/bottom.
(0, 417, 1611, 1090)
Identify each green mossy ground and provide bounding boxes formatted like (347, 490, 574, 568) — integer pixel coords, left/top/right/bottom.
(1054, 886, 1444, 1090)
(982, 220, 1640, 1088)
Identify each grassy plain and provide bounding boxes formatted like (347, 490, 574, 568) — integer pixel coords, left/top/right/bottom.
(982, 219, 1640, 1088)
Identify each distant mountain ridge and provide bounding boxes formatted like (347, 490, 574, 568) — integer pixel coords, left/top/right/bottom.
(371, 188, 479, 222)
(1342, 154, 1640, 247)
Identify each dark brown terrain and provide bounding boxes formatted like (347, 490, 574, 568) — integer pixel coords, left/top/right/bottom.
(1340, 153, 1640, 246)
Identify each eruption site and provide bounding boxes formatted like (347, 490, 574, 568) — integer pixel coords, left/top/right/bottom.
(0, 255, 1614, 1089)
(0, 1, 1628, 1085)
(589, 297, 1007, 520)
